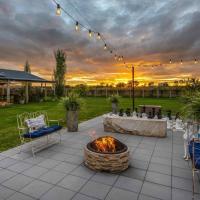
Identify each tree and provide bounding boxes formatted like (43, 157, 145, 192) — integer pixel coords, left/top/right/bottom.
(24, 60, 31, 103)
(54, 49, 67, 97)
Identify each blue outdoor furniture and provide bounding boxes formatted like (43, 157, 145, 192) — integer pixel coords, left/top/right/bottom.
(17, 111, 62, 156)
(189, 138, 200, 196)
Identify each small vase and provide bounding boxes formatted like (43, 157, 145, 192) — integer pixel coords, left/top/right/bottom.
(67, 110, 79, 132)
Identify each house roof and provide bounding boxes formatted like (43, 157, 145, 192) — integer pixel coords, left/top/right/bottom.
(0, 69, 53, 83)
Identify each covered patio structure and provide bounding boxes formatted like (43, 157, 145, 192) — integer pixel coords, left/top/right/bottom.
(0, 69, 53, 104)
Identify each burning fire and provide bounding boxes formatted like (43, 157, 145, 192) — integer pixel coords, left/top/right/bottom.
(94, 136, 116, 153)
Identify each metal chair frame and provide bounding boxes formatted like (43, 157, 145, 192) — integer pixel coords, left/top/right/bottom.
(17, 111, 62, 157)
(191, 137, 200, 198)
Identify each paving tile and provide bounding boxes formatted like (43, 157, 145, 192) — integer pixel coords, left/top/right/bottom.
(0, 168, 17, 183)
(139, 194, 160, 200)
(151, 157, 171, 166)
(172, 159, 190, 169)
(37, 158, 61, 169)
(172, 176, 199, 193)
(7, 192, 35, 200)
(72, 193, 98, 200)
(105, 187, 138, 200)
(114, 176, 143, 193)
(53, 162, 77, 173)
(0, 158, 18, 168)
(0, 185, 15, 199)
(148, 162, 171, 175)
(39, 170, 66, 184)
(121, 167, 146, 181)
(58, 174, 87, 191)
(23, 156, 44, 164)
(2, 174, 33, 191)
(172, 188, 200, 200)
(132, 152, 151, 162)
(172, 166, 193, 180)
(20, 180, 53, 199)
(80, 180, 111, 200)
(40, 186, 75, 200)
(22, 165, 48, 178)
(145, 171, 171, 187)
(141, 182, 171, 200)
(8, 161, 32, 173)
(130, 159, 149, 170)
(91, 172, 118, 185)
(70, 165, 95, 179)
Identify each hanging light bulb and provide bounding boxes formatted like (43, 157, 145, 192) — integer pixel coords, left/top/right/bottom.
(118, 56, 121, 61)
(195, 59, 198, 64)
(89, 30, 92, 37)
(169, 59, 172, 64)
(56, 4, 61, 16)
(97, 33, 101, 40)
(121, 56, 124, 60)
(75, 21, 79, 31)
(114, 55, 117, 60)
(180, 59, 183, 64)
(104, 44, 107, 50)
(110, 50, 113, 54)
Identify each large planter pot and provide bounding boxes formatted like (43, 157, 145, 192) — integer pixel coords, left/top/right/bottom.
(111, 102, 118, 114)
(67, 110, 79, 132)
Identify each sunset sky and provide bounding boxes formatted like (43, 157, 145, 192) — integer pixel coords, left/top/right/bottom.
(0, 0, 200, 85)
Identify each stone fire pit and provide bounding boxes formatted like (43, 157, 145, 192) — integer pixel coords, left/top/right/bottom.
(84, 136, 129, 173)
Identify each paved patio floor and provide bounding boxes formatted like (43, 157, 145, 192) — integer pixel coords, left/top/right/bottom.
(0, 116, 200, 200)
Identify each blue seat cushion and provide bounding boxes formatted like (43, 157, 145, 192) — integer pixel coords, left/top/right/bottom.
(189, 141, 200, 169)
(23, 125, 62, 139)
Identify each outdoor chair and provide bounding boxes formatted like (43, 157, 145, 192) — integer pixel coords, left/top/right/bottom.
(17, 111, 62, 156)
(189, 137, 200, 197)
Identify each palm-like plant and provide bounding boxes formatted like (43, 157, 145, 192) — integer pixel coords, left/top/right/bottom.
(182, 92, 200, 121)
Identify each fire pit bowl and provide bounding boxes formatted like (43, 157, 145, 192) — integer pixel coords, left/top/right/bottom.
(84, 136, 129, 173)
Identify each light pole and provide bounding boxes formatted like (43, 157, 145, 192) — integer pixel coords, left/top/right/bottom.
(126, 65, 135, 111)
(132, 65, 135, 111)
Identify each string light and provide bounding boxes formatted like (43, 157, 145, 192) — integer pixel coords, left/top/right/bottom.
(56, 4, 61, 16)
(195, 59, 198, 64)
(169, 59, 172, 64)
(52, 0, 134, 65)
(75, 21, 79, 31)
(180, 59, 183, 64)
(89, 30, 92, 37)
(97, 33, 101, 40)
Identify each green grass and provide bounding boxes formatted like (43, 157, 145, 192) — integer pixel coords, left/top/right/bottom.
(0, 97, 183, 152)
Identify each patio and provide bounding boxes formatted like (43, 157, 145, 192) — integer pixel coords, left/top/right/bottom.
(0, 116, 199, 200)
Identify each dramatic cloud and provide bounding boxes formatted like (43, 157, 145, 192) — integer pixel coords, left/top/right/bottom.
(0, 0, 200, 84)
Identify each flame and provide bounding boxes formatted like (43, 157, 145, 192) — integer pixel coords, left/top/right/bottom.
(94, 136, 116, 153)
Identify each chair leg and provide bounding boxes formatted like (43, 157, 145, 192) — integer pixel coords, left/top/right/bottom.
(192, 168, 195, 198)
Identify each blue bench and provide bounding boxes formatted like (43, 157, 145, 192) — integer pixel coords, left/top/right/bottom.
(17, 111, 62, 156)
(189, 139, 200, 196)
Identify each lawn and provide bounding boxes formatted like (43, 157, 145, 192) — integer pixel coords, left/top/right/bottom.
(0, 97, 183, 152)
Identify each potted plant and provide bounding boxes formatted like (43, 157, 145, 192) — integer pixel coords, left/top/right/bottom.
(109, 95, 120, 114)
(61, 92, 82, 132)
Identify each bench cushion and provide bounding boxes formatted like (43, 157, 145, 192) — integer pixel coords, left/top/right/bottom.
(189, 141, 200, 169)
(23, 125, 62, 138)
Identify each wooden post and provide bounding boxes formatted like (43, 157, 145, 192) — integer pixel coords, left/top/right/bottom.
(25, 82, 29, 103)
(6, 81, 10, 103)
(44, 83, 47, 99)
(157, 88, 159, 98)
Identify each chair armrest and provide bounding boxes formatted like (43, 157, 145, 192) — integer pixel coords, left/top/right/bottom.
(48, 119, 62, 125)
